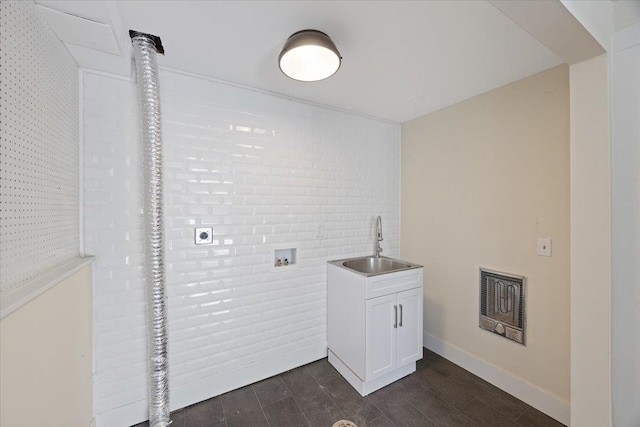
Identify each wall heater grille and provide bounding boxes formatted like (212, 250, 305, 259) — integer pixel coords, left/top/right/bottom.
(479, 268, 526, 345)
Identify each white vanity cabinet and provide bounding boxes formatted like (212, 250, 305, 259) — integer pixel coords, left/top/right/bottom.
(327, 258, 423, 396)
(366, 286, 423, 379)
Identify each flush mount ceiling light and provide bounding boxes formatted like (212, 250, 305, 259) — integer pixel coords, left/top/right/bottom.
(279, 30, 342, 82)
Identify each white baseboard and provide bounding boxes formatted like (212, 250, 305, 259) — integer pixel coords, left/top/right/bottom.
(95, 342, 327, 427)
(423, 332, 570, 426)
(171, 342, 327, 411)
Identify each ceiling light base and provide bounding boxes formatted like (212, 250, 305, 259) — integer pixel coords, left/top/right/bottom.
(279, 29, 341, 82)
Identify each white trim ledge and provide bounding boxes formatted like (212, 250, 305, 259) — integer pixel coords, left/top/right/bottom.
(0, 256, 94, 319)
(423, 332, 570, 426)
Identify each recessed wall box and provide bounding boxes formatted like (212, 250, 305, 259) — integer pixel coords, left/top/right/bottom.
(274, 248, 297, 267)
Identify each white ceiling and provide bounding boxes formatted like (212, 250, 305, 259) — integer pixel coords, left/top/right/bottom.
(35, 1, 604, 123)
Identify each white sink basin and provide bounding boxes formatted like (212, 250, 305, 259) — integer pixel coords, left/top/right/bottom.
(329, 256, 422, 277)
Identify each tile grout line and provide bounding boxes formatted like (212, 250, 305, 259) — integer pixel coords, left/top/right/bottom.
(254, 384, 290, 409)
(308, 368, 348, 423)
(366, 389, 406, 427)
(302, 363, 349, 424)
(448, 370, 529, 422)
(514, 407, 530, 424)
(402, 388, 461, 427)
(457, 398, 488, 427)
(459, 397, 477, 411)
(219, 394, 229, 427)
(392, 374, 442, 426)
(255, 376, 283, 405)
(279, 373, 313, 427)
(431, 372, 483, 427)
(512, 405, 530, 422)
(251, 384, 273, 427)
(370, 414, 396, 426)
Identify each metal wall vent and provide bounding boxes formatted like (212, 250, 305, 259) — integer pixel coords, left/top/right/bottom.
(479, 268, 526, 345)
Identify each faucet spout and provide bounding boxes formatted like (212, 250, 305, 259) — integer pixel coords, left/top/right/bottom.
(375, 216, 383, 257)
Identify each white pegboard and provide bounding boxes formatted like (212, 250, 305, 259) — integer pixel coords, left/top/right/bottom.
(0, 1, 80, 296)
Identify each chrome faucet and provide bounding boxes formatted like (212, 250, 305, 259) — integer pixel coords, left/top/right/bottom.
(375, 215, 383, 258)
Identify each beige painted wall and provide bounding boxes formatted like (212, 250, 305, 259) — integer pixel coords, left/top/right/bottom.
(0, 265, 93, 427)
(401, 65, 570, 402)
(569, 54, 612, 427)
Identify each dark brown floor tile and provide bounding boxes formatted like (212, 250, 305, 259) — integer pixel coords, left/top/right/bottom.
(222, 386, 269, 427)
(225, 409, 269, 427)
(282, 367, 336, 415)
(460, 399, 521, 427)
(409, 389, 479, 427)
(386, 374, 425, 400)
(420, 354, 465, 378)
(422, 348, 449, 363)
(131, 411, 186, 427)
(368, 387, 437, 427)
(262, 396, 310, 427)
(222, 386, 259, 414)
(415, 357, 429, 371)
(304, 357, 340, 385)
(305, 401, 345, 427)
(132, 348, 555, 427)
(184, 397, 226, 426)
(450, 370, 528, 419)
(416, 348, 447, 371)
(170, 409, 186, 427)
(516, 407, 566, 427)
(340, 397, 383, 425)
(423, 347, 439, 358)
(367, 415, 396, 427)
(281, 366, 314, 388)
(324, 374, 363, 403)
(413, 367, 475, 409)
(323, 375, 382, 424)
(253, 375, 291, 406)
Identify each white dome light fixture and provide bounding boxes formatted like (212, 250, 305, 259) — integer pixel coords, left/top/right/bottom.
(279, 30, 342, 82)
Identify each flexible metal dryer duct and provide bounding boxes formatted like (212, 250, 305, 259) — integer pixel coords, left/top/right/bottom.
(131, 33, 170, 427)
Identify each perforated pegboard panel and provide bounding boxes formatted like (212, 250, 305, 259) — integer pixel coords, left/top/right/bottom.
(0, 1, 79, 295)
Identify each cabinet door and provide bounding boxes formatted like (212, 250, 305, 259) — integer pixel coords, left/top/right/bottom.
(396, 287, 423, 367)
(366, 293, 396, 380)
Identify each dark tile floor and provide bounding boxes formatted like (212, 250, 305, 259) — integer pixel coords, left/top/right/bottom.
(133, 348, 565, 427)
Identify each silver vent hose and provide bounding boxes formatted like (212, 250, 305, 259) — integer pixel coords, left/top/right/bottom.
(132, 34, 171, 427)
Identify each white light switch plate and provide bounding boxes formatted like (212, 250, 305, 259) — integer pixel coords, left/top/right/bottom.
(537, 238, 552, 256)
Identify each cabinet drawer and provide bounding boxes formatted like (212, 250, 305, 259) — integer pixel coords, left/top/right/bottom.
(366, 269, 422, 299)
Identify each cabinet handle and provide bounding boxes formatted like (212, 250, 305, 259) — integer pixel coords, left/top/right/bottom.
(394, 305, 398, 328)
(399, 304, 403, 327)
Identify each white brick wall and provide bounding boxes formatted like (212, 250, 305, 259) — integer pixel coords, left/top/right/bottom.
(83, 69, 400, 426)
